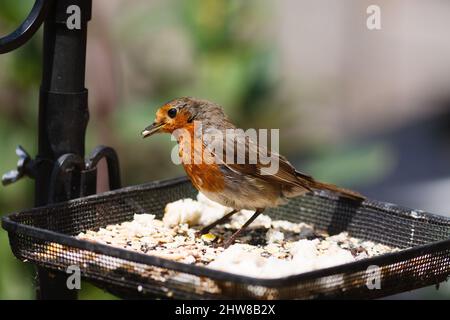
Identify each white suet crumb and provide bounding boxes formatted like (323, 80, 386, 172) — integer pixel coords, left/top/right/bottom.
(208, 244, 284, 278)
(291, 240, 354, 271)
(164, 193, 232, 227)
(164, 192, 273, 229)
(211, 239, 356, 278)
(271, 220, 302, 232)
(183, 255, 196, 264)
(196, 192, 231, 226)
(209, 244, 304, 278)
(197, 192, 228, 212)
(133, 213, 155, 226)
(266, 229, 284, 244)
(163, 198, 203, 227)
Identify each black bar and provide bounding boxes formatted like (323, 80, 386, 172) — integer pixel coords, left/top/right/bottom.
(35, 0, 92, 300)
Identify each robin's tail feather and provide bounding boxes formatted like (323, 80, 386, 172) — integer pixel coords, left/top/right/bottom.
(295, 171, 365, 202)
(309, 180, 365, 201)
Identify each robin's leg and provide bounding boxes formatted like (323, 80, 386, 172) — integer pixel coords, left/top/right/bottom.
(222, 209, 264, 249)
(196, 209, 238, 236)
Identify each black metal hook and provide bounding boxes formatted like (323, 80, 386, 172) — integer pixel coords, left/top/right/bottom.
(47, 153, 85, 203)
(86, 145, 122, 190)
(0, 0, 53, 54)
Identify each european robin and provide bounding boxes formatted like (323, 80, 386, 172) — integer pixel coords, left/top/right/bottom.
(142, 97, 364, 248)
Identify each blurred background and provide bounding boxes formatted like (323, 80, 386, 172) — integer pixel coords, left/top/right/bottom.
(1, 0, 450, 299)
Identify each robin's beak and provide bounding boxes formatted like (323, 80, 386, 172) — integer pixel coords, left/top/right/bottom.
(141, 122, 165, 138)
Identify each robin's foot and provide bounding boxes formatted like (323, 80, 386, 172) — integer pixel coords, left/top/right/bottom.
(195, 209, 238, 237)
(222, 209, 264, 249)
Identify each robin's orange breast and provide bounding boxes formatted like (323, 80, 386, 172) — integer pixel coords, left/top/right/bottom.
(178, 126, 225, 193)
(183, 162, 225, 192)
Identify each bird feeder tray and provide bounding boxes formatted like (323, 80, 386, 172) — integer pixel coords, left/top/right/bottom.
(2, 176, 450, 299)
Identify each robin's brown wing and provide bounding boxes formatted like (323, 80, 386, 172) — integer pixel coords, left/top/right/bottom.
(203, 131, 313, 191)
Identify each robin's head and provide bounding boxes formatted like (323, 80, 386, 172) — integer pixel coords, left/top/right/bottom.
(142, 97, 230, 138)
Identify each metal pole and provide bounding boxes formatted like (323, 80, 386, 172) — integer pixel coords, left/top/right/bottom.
(35, 0, 92, 300)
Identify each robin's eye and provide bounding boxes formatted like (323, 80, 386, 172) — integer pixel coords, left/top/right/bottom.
(168, 108, 177, 118)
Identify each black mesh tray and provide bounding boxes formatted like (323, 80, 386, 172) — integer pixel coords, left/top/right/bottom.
(2, 176, 450, 299)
